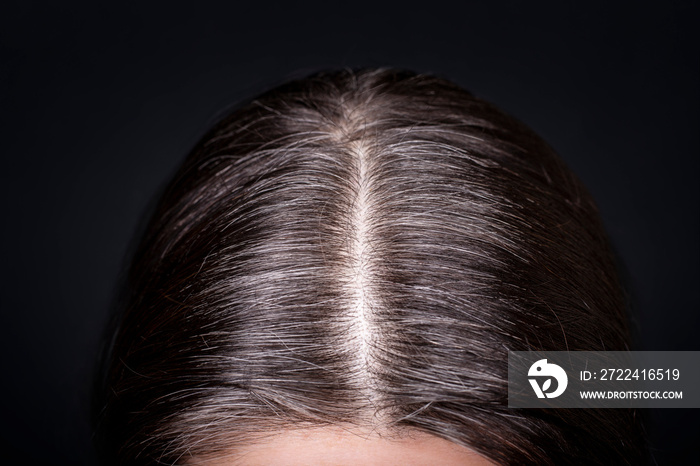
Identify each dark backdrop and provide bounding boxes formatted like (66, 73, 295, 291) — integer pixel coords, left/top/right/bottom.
(1, 1, 697, 464)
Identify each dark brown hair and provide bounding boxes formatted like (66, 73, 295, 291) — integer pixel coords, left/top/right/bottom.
(94, 68, 647, 464)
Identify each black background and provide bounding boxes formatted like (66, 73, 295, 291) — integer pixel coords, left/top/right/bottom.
(1, 1, 697, 464)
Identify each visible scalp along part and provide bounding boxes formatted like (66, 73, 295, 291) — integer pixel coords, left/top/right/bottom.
(349, 136, 375, 378)
(333, 101, 382, 408)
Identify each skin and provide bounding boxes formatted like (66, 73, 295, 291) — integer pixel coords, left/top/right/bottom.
(189, 428, 496, 465)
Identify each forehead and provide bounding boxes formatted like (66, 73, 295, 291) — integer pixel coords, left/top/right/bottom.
(188, 428, 495, 465)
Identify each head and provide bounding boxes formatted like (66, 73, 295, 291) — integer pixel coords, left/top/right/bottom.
(94, 68, 646, 464)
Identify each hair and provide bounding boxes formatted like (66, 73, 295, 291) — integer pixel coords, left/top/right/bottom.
(94, 68, 647, 464)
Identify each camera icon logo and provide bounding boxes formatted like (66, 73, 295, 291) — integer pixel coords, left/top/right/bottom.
(528, 359, 568, 398)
